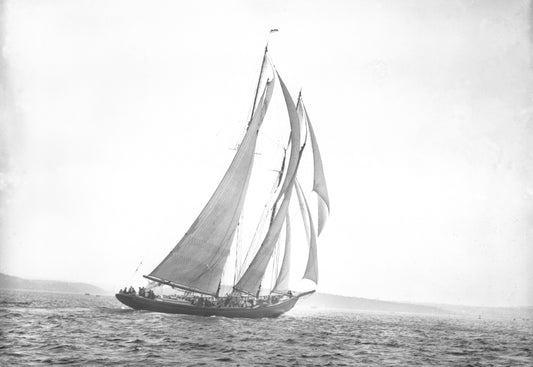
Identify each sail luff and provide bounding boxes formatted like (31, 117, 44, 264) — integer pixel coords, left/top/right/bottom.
(271, 214, 291, 293)
(295, 179, 318, 284)
(303, 103, 330, 235)
(148, 77, 276, 296)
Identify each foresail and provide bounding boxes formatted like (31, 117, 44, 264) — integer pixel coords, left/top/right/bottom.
(148, 77, 276, 296)
(303, 104, 330, 236)
(235, 74, 302, 296)
(274, 72, 301, 203)
(272, 214, 291, 293)
(234, 183, 293, 295)
(295, 179, 318, 284)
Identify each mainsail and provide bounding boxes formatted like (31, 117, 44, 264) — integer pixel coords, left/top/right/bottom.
(147, 77, 275, 296)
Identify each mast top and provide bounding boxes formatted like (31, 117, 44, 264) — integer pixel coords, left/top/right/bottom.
(265, 29, 278, 53)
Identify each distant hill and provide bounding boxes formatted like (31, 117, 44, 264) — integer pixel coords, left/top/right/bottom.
(299, 292, 450, 315)
(0, 273, 106, 295)
(299, 293, 533, 319)
(427, 303, 533, 320)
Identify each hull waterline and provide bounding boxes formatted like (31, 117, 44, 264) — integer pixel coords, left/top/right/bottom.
(115, 292, 313, 318)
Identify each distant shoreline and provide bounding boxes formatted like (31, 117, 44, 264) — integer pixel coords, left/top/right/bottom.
(1, 273, 531, 319)
(0, 287, 109, 296)
(0, 273, 107, 295)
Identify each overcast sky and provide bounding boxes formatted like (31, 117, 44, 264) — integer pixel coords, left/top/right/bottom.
(1, 0, 532, 307)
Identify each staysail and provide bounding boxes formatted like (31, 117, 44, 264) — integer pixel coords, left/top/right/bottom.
(234, 182, 294, 295)
(295, 179, 318, 283)
(274, 72, 301, 204)
(147, 77, 276, 296)
(303, 103, 330, 236)
(234, 73, 302, 296)
(271, 214, 291, 293)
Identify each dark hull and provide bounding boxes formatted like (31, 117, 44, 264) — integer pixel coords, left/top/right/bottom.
(115, 292, 312, 318)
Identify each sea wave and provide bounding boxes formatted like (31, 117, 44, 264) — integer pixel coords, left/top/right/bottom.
(0, 290, 532, 366)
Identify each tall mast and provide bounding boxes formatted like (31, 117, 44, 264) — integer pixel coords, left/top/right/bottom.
(248, 44, 269, 125)
(269, 145, 288, 225)
(254, 144, 286, 297)
(233, 72, 301, 297)
(248, 29, 278, 125)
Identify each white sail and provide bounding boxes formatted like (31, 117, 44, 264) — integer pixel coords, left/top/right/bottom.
(234, 183, 294, 295)
(148, 77, 276, 296)
(274, 72, 301, 204)
(271, 214, 291, 293)
(303, 103, 330, 236)
(234, 73, 302, 296)
(295, 179, 318, 284)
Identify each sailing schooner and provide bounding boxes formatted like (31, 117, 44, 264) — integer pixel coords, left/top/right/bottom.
(116, 39, 329, 318)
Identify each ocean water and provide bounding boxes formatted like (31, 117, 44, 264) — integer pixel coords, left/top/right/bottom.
(1, 290, 531, 366)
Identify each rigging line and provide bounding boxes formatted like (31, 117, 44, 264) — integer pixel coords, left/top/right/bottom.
(129, 215, 167, 282)
(296, 91, 309, 148)
(295, 183, 316, 242)
(237, 176, 280, 279)
(270, 229, 283, 291)
(217, 50, 276, 144)
(233, 217, 242, 286)
(241, 197, 273, 263)
(134, 260, 143, 274)
(241, 142, 289, 292)
(238, 206, 274, 280)
(126, 258, 144, 285)
(259, 131, 287, 152)
(269, 233, 278, 290)
(252, 56, 275, 122)
(234, 133, 286, 282)
(265, 53, 277, 75)
(212, 35, 277, 145)
(212, 145, 258, 292)
(248, 52, 267, 123)
(214, 120, 246, 147)
(248, 41, 275, 125)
